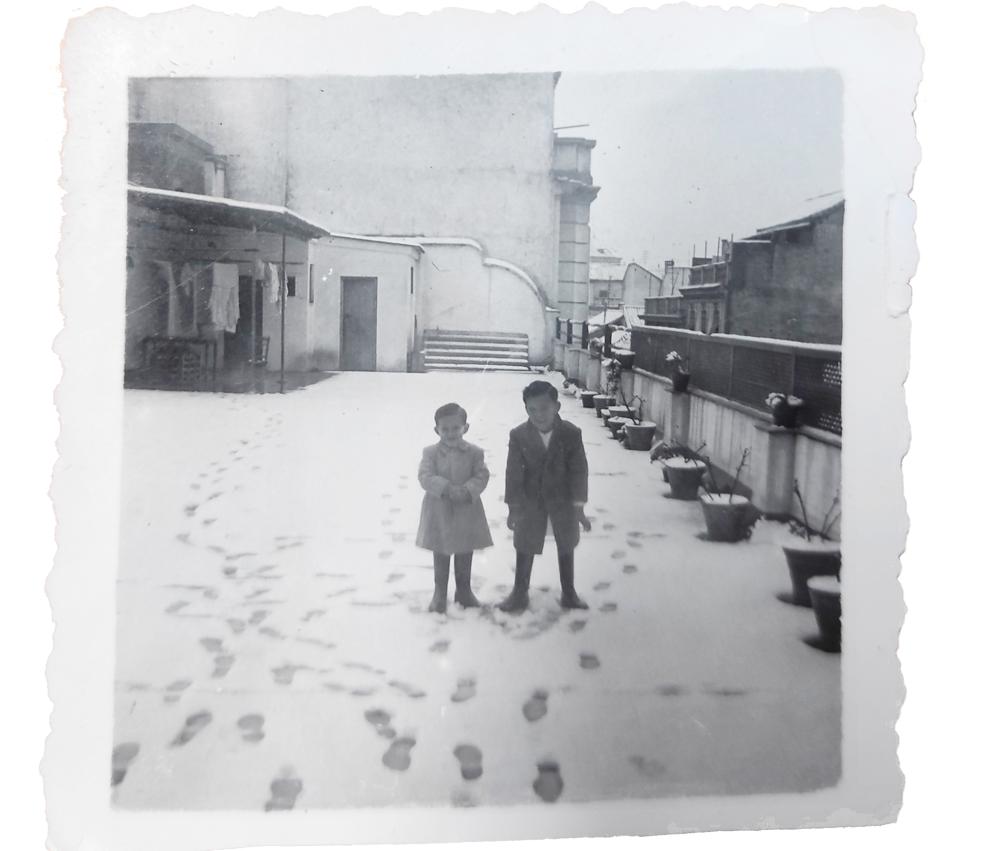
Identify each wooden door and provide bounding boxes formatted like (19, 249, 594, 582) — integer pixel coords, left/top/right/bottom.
(340, 277, 378, 371)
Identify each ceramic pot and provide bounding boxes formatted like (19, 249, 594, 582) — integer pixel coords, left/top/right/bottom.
(623, 421, 657, 451)
(777, 541, 841, 607)
(699, 495, 755, 542)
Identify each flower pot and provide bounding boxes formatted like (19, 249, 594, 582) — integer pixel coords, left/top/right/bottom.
(804, 576, 841, 653)
(606, 405, 631, 420)
(593, 394, 616, 418)
(771, 402, 801, 429)
(615, 351, 636, 370)
(671, 371, 691, 393)
(623, 421, 657, 451)
(663, 458, 707, 500)
(699, 495, 754, 542)
(579, 390, 597, 408)
(777, 540, 841, 607)
(607, 416, 632, 438)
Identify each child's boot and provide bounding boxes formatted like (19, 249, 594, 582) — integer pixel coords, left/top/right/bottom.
(429, 556, 450, 614)
(498, 552, 533, 613)
(453, 553, 481, 608)
(558, 551, 589, 610)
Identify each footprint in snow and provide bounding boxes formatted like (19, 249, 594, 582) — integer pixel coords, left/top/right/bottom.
(429, 639, 450, 654)
(382, 737, 416, 771)
(170, 711, 212, 747)
(199, 637, 224, 653)
(165, 600, 189, 615)
(389, 680, 426, 699)
(212, 655, 235, 678)
(533, 761, 564, 803)
(249, 610, 269, 626)
(629, 754, 667, 778)
(579, 653, 601, 670)
(599, 602, 618, 613)
(454, 744, 483, 780)
(111, 742, 140, 787)
(610, 550, 626, 559)
(163, 679, 192, 704)
(264, 772, 303, 811)
(184, 504, 198, 517)
(451, 677, 476, 703)
(522, 689, 549, 722)
(593, 581, 611, 591)
(623, 564, 639, 575)
(238, 714, 265, 743)
(364, 708, 396, 739)
(568, 619, 587, 633)
(602, 522, 617, 532)
(657, 684, 686, 696)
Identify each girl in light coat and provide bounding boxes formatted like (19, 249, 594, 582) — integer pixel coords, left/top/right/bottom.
(416, 403, 493, 613)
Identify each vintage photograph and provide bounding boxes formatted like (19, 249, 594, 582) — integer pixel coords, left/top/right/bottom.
(113, 69, 846, 810)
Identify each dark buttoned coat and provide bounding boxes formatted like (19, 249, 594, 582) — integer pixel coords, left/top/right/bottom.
(505, 416, 589, 555)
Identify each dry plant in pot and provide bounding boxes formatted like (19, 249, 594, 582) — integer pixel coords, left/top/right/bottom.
(616, 386, 655, 450)
(776, 482, 841, 607)
(660, 440, 708, 500)
(698, 449, 757, 542)
(666, 350, 691, 392)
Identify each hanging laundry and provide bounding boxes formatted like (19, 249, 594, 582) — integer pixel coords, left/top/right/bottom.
(209, 263, 241, 333)
(265, 262, 281, 305)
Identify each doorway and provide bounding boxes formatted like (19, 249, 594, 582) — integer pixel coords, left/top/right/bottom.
(228, 276, 264, 367)
(340, 277, 378, 371)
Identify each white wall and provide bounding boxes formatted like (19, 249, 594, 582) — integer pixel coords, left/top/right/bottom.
(418, 242, 550, 362)
(308, 237, 421, 373)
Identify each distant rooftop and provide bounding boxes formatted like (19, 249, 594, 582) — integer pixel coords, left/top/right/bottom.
(753, 191, 845, 237)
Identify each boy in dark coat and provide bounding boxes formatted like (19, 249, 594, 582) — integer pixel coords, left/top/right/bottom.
(499, 380, 592, 613)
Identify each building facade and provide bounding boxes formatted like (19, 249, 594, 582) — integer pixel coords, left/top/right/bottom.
(129, 75, 600, 362)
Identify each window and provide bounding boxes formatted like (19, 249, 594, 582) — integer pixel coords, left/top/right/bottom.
(286, 276, 296, 298)
(308, 264, 315, 304)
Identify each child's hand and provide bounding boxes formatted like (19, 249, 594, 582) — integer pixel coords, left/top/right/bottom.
(576, 505, 592, 532)
(448, 485, 472, 504)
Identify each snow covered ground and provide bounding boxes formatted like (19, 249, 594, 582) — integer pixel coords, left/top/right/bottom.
(112, 371, 840, 811)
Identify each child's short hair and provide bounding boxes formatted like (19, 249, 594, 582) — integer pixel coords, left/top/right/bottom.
(434, 402, 468, 424)
(522, 380, 559, 403)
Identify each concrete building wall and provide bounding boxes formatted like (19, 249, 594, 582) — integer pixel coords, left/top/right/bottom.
(622, 263, 662, 307)
(416, 242, 550, 363)
(308, 238, 421, 373)
(130, 79, 291, 207)
(728, 207, 843, 344)
(130, 75, 560, 304)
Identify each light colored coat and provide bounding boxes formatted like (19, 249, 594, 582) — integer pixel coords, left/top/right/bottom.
(416, 440, 493, 555)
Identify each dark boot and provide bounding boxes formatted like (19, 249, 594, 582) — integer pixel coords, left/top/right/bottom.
(429, 554, 450, 614)
(453, 553, 481, 608)
(498, 552, 533, 614)
(558, 550, 588, 610)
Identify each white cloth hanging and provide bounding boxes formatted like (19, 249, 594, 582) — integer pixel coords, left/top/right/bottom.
(209, 263, 241, 333)
(265, 262, 281, 305)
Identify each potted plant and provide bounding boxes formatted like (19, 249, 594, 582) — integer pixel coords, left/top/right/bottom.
(698, 449, 757, 542)
(615, 385, 655, 451)
(579, 388, 597, 408)
(666, 350, 691, 393)
(654, 441, 707, 499)
(776, 483, 841, 607)
(804, 575, 841, 653)
(765, 392, 804, 428)
(593, 358, 621, 418)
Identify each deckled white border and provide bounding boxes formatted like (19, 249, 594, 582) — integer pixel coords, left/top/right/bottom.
(47, 3, 919, 849)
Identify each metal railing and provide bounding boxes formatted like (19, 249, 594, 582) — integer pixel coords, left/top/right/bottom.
(630, 326, 842, 435)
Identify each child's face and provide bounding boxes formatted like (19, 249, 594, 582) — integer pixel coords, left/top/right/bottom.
(525, 394, 561, 432)
(435, 414, 469, 445)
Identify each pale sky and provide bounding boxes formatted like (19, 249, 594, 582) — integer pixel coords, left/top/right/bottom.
(554, 70, 843, 269)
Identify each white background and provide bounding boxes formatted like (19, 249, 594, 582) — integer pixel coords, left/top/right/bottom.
(5, 0, 983, 849)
